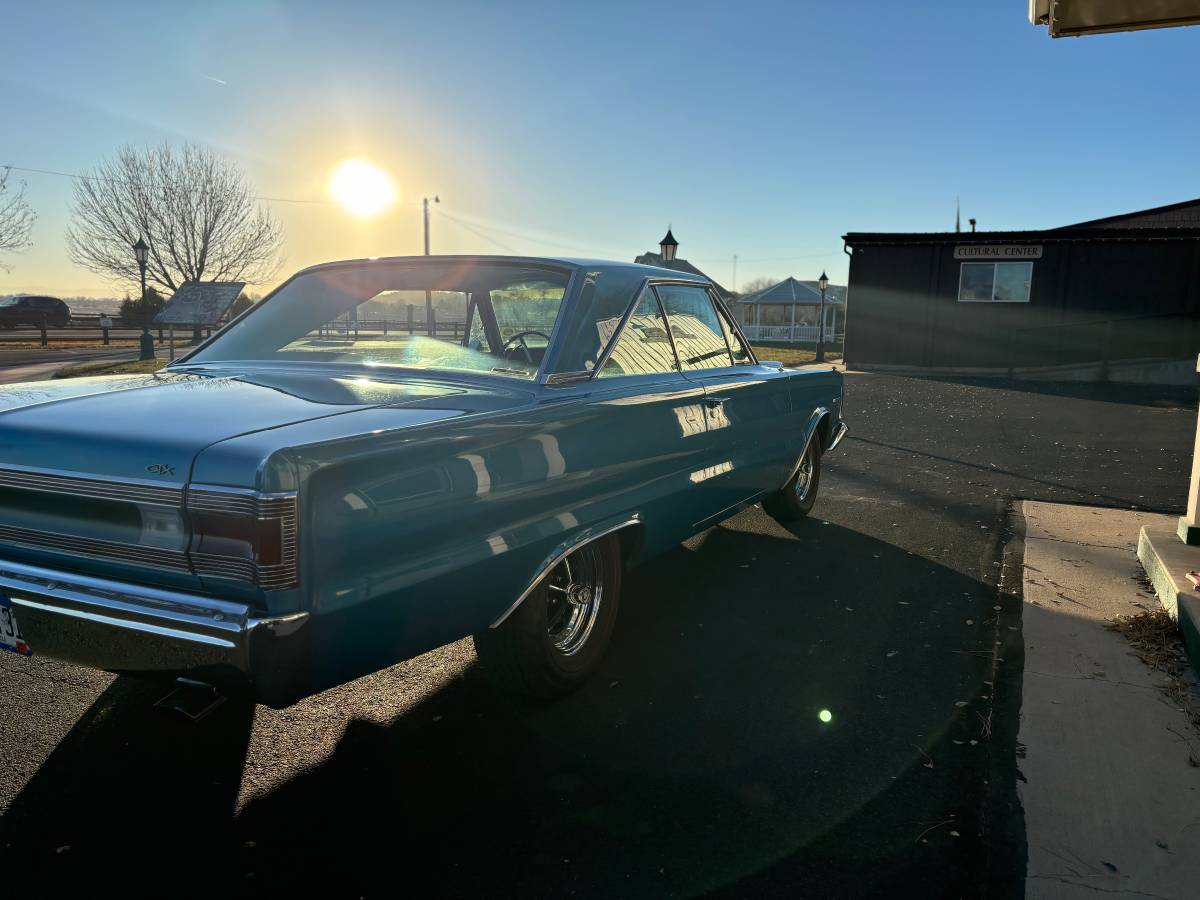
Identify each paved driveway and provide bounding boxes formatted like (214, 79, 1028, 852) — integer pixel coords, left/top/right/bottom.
(0, 347, 136, 384)
(0, 373, 1194, 897)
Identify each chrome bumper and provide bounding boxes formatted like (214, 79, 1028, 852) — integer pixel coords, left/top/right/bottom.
(828, 420, 849, 451)
(0, 558, 309, 704)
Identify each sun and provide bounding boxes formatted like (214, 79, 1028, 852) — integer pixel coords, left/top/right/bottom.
(329, 159, 396, 218)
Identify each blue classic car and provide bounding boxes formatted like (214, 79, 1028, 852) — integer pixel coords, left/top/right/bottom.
(0, 256, 846, 705)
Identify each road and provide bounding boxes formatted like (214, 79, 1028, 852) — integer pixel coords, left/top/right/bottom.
(0, 347, 136, 384)
(0, 372, 1194, 898)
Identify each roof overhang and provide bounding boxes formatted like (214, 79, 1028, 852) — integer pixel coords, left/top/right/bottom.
(844, 227, 1200, 246)
(1029, 0, 1200, 37)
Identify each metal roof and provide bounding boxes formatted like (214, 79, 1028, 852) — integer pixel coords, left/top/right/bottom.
(739, 277, 844, 305)
(843, 226, 1200, 246)
(632, 252, 730, 297)
(845, 198, 1200, 246)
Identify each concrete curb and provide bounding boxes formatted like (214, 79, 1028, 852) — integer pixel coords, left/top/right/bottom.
(1137, 525, 1200, 669)
(850, 357, 1198, 386)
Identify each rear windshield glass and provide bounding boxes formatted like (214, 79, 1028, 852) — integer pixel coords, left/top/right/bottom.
(184, 261, 570, 380)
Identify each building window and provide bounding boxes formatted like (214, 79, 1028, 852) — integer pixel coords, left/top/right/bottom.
(958, 262, 1033, 303)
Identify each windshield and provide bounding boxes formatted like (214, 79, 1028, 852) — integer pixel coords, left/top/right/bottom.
(184, 261, 570, 379)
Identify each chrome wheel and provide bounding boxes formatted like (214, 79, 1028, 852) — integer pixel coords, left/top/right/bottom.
(545, 544, 604, 656)
(793, 443, 815, 501)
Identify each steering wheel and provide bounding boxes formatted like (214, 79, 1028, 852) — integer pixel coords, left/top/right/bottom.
(501, 330, 552, 365)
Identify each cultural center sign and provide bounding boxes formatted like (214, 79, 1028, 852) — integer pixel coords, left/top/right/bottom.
(954, 245, 1043, 260)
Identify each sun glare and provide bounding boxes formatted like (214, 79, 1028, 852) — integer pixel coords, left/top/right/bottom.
(329, 159, 396, 218)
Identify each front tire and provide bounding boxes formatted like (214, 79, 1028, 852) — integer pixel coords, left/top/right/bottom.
(764, 436, 822, 522)
(473, 534, 622, 698)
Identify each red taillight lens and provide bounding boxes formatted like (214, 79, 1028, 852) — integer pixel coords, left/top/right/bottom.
(185, 489, 298, 590)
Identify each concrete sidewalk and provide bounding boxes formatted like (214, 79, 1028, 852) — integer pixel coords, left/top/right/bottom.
(1019, 501, 1200, 900)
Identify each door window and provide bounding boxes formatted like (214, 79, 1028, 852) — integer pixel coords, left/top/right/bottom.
(713, 298, 753, 363)
(656, 284, 733, 370)
(597, 288, 678, 377)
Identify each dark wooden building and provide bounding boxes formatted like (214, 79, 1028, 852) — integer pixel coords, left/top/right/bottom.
(842, 199, 1200, 373)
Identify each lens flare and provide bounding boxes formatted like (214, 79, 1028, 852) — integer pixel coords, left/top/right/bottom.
(818, 709, 833, 723)
(329, 159, 396, 218)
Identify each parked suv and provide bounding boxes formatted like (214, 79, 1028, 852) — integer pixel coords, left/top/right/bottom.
(0, 296, 71, 329)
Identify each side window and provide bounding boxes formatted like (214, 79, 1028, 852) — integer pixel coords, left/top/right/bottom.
(597, 288, 678, 378)
(466, 298, 491, 352)
(713, 297, 752, 364)
(656, 284, 733, 370)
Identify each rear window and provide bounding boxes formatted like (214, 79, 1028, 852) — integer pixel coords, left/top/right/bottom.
(185, 261, 570, 380)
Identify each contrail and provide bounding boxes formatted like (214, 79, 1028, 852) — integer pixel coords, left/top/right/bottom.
(200, 73, 228, 86)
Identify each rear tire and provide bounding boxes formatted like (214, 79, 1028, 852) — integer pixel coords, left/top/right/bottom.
(473, 534, 622, 698)
(764, 436, 822, 522)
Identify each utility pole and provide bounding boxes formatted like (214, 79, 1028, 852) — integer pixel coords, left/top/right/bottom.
(423, 195, 439, 336)
(732, 255, 738, 293)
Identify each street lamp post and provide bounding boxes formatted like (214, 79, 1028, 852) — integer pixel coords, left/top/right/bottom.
(423, 195, 439, 336)
(816, 270, 829, 363)
(133, 237, 155, 361)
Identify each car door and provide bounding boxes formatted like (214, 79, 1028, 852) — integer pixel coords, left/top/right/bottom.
(588, 284, 714, 537)
(655, 282, 795, 518)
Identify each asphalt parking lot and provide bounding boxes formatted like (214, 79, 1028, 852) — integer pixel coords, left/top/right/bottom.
(0, 372, 1195, 898)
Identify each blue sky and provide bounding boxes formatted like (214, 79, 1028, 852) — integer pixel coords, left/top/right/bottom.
(1, 0, 1197, 296)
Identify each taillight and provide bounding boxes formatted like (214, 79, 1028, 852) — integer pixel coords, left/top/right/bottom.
(185, 488, 299, 590)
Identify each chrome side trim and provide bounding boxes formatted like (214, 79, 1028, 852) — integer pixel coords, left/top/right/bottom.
(0, 465, 182, 507)
(0, 523, 190, 572)
(488, 517, 642, 629)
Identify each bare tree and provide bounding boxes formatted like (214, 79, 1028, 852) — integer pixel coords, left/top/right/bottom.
(0, 168, 36, 270)
(736, 276, 778, 297)
(66, 143, 284, 294)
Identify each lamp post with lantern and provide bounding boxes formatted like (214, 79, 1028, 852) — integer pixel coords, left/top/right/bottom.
(132, 237, 155, 361)
(816, 270, 829, 363)
(659, 228, 678, 262)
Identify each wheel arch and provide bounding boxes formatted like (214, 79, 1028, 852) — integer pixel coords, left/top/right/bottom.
(488, 516, 643, 629)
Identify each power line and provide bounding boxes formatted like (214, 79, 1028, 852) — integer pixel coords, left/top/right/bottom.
(436, 209, 630, 259)
(435, 209, 523, 254)
(692, 252, 837, 264)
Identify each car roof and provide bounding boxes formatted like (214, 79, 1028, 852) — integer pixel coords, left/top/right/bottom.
(292, 255, 712, 286)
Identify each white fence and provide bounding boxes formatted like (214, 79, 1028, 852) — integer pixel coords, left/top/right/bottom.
(740, 324, 845, 344)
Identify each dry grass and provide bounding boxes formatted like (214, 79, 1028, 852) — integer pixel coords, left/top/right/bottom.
(1106, 608, 1188, 678)
(751, 345, 844, 367)
(53, 358, 167, 379)
(0, 340, 146, 350)
(1106, 608, 1200, 737)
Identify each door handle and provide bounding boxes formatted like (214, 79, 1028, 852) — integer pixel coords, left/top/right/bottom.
(704, 396, 729, 408)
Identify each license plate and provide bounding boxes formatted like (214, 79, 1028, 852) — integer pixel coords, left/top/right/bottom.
(0, 593, 31, 656)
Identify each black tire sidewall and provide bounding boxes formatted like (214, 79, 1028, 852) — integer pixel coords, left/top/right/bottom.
(765, 438, 822, 521)
(486, 533, 623, 696)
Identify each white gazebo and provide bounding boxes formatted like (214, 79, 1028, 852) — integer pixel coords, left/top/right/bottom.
(737, 277, 845, 344)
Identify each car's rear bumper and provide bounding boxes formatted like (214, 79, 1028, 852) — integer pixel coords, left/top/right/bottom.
(0, 557, 309, 706)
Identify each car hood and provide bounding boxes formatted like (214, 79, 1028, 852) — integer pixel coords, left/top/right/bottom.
(0, 368, 530, 485)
